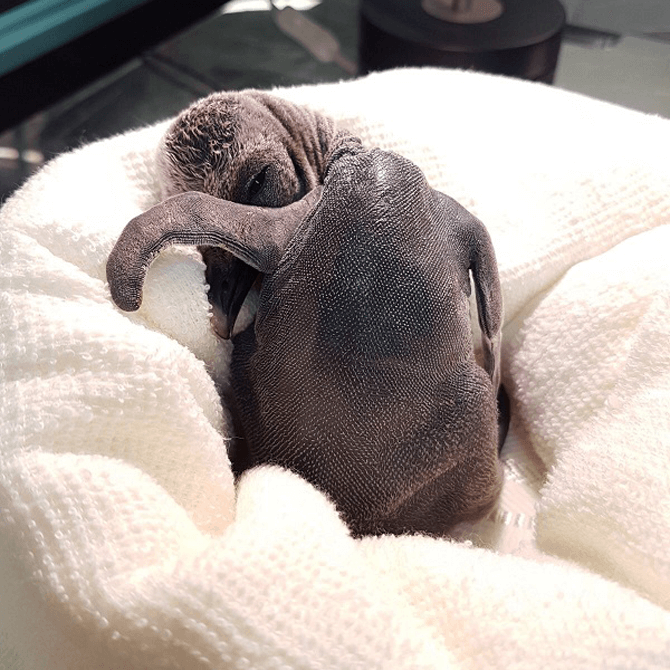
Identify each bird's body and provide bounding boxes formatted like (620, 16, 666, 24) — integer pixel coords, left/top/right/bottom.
(107, 102, 507, 535)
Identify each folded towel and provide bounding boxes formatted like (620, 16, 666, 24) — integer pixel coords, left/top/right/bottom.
(514, 225, 670, 606)
(1, 68, 669, 669)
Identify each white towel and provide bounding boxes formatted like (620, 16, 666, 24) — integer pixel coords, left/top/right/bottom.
(1, 68, 669, 669)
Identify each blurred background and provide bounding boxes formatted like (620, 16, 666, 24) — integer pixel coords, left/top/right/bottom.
(1, 0, 668, 203)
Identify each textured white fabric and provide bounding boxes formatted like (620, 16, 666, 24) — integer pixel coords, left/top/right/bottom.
(1, 68, 669, 669)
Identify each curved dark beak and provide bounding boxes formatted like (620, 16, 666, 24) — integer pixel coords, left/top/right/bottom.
(200, 246, 260, 339)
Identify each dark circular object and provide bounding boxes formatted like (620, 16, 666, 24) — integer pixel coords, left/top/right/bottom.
(359, 0, 566, 83)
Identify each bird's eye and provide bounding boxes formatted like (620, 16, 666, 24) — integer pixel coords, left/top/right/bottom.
(247, 166, 269, 202)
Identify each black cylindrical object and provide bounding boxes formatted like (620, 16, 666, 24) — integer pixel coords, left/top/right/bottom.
(359, 0, 566, 83)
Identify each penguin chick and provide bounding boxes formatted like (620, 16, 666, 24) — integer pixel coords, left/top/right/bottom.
(107, 147, 506, 535)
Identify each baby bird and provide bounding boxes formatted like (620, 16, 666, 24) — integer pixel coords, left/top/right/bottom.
(108, 138, 507, 536)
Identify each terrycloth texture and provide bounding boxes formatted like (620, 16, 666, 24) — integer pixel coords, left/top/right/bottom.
(1, 68, 669, 668)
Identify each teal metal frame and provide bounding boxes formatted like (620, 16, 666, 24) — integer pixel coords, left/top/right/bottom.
(0, 0, 152, 77)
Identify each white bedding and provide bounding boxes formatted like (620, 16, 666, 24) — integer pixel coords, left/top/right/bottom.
(1, 68, 669, 669)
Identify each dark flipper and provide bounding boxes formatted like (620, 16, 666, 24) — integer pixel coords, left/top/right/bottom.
(106, 188, 322, 313)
